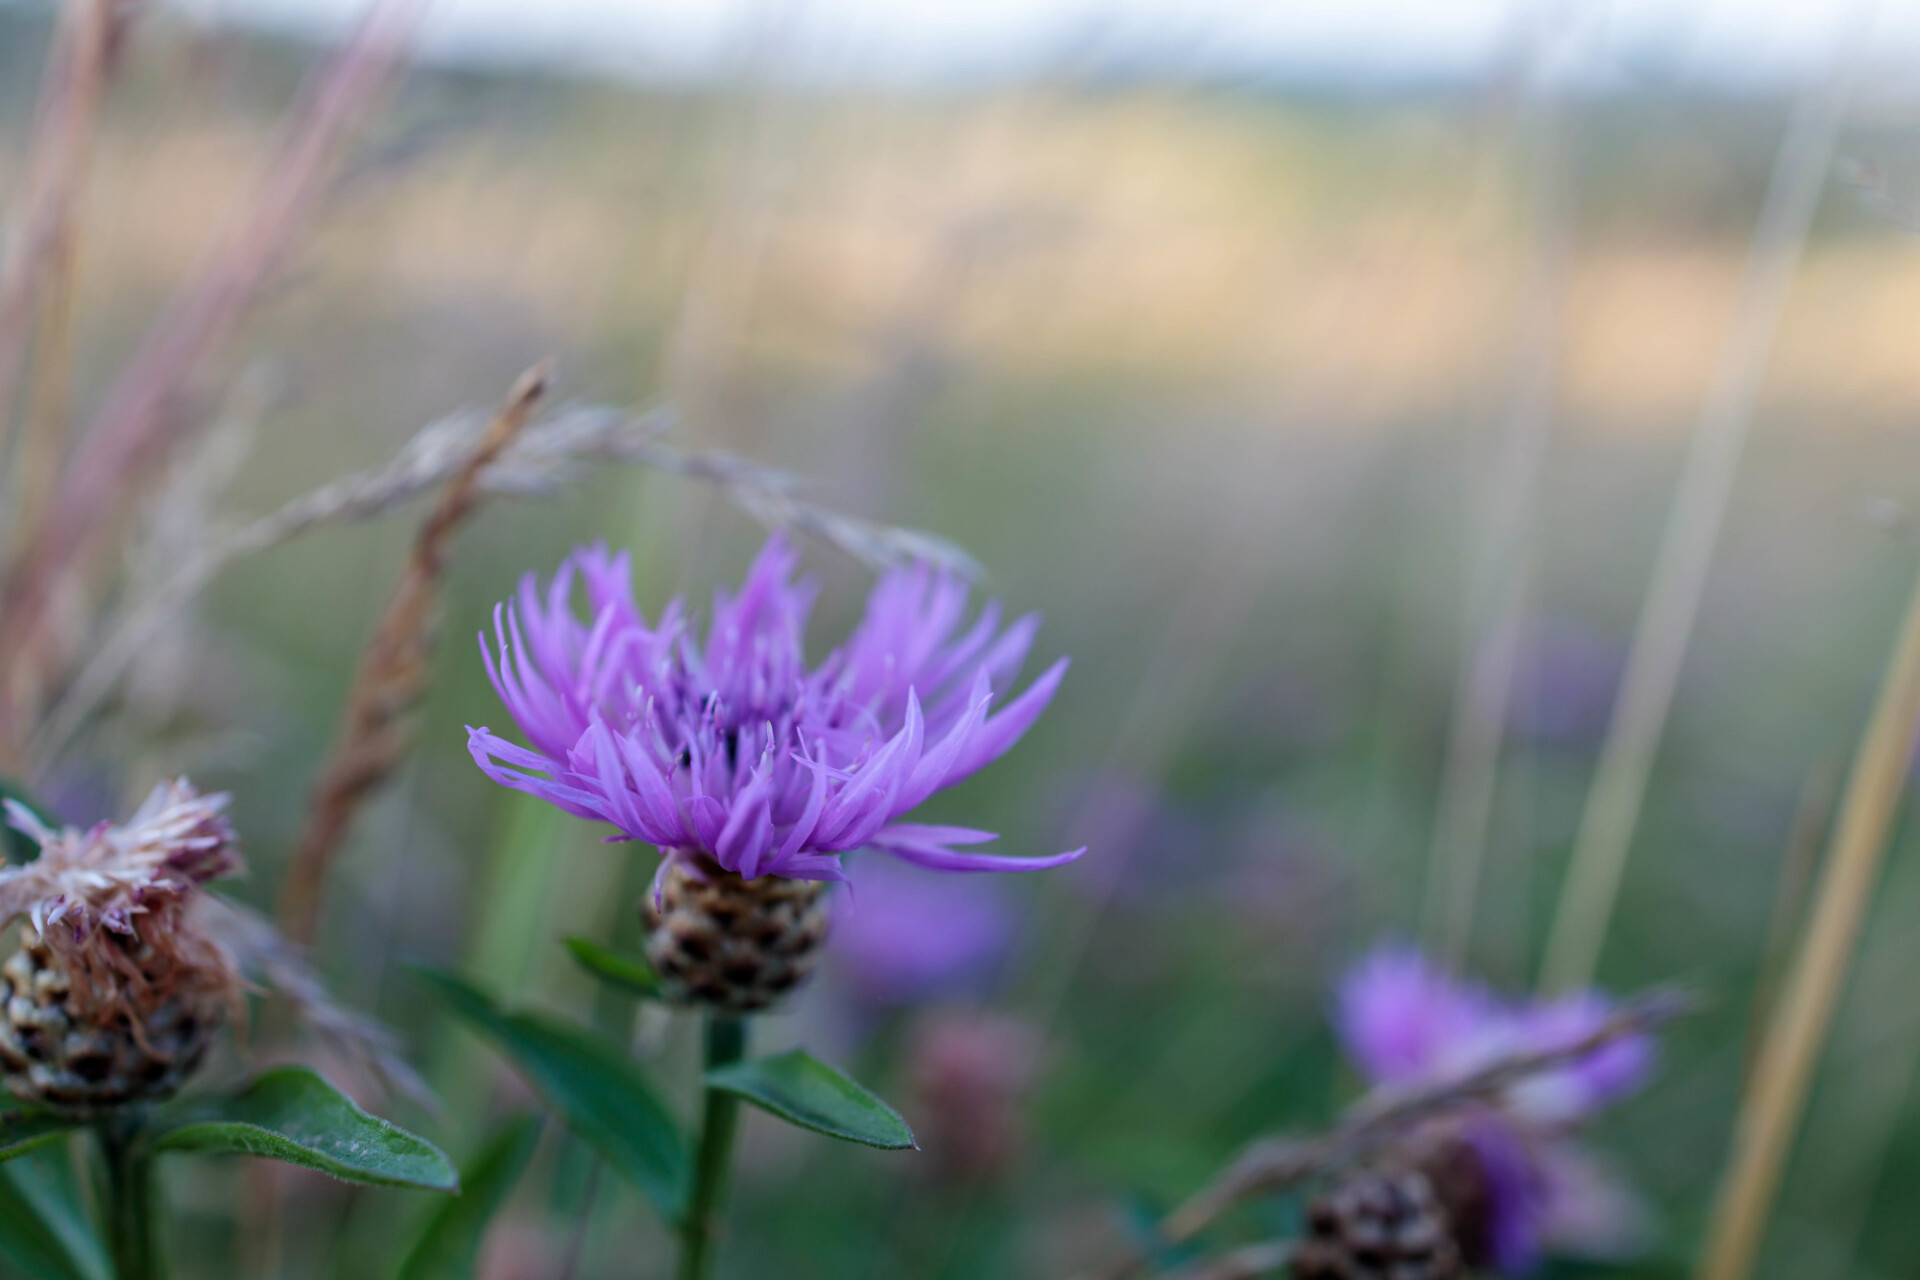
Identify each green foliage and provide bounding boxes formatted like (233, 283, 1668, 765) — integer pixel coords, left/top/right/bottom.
(0, 779, 57, 864)
(563, 936, 660, 998)
(705, 1050, 916, 1151)
(397, 1115, 543, 1280)
(0, 1150, 107, 1280)
(148, 1068, 458, 1191)
(0, 1108, 83, 1163)
(414, 968, 687, 1218)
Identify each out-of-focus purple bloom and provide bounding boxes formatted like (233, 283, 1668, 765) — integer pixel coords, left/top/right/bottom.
(1334, 944, 1656, 1274)
(829, 857, 1014, 1006)
(1337, 944, 1651, 1124)
(467, 536, 1083, 886)
(1338, 946, 1510, 1090)
(1509, 621, 1625, 747)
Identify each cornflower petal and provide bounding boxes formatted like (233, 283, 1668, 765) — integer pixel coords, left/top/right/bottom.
(944, 656, 1068, 786)
(872, 823, 1086, 873)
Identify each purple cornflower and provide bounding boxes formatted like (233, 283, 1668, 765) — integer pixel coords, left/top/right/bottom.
(467, 536, 1084, 890)
(1335, 945, 1655, 1272)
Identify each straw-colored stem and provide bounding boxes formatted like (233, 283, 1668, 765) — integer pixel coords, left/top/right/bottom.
(1694, 560, 1920, 1280)
(0, 0, 422, 761)
(1422, 90, 1565, 966)
(276, 363, 548, 946)
(0, 0, 117, 487)
(14, 224, 83, 546)
(1537, 71, 1851, 994)
(1740, 758, 1838, 1084)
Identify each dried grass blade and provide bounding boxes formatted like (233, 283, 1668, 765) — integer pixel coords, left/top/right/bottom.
(275, 363, 550, 947)
(0, 0, 423, 757)
(1694, 562, 1920, 1280)
(1537, 64, 1853, 995)
(0, 0, 124, 484)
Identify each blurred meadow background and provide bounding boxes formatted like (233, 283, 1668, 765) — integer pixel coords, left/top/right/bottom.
(8, 0, 1920, 1276)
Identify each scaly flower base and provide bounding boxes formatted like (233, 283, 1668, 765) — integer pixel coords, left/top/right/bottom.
(0, 931, 225, 1115)
(642, 859, 830, 1012)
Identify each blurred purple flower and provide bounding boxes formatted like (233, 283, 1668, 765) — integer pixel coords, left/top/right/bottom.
(1509, 621, 1625, 747)
(1335, 944, 1656, 1273)
(467, 535, 1083, 887)
(829, 856, 1015, 1006)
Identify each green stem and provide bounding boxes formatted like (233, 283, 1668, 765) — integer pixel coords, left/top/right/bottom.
(678, 1014, 747, 1280)
(96, 1114, 162, 1280)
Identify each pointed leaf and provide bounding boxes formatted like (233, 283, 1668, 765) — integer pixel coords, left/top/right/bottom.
(414, 968, 686, 1217)
(563, 937, 660, 998)
(0, 779, 57, 865)
(149, 1067, 457, 1191)
(706, 1050, 916, 1150)
(0, 1148, 107, 1280)
(0, 1108, 83, 1163)
(397, 1115, 542, 1280)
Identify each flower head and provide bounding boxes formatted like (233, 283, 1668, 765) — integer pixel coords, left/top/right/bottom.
(0, 779, 242, 968)
(467, 536, 1084, 887)
(1334, 944, 1655, 1273)
(0, 780, 246, 1111)
(1337, 945, 1651, 1125)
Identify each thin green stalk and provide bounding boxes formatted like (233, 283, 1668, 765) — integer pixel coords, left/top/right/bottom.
(679, 1014, 747, 1280)
(96, 1115, 161, 1280)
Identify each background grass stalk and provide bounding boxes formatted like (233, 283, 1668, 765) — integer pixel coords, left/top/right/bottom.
(1536, 61, 1854, 994)
(1694, 559, 1920, 1280)
(680, 1014, 748, 1280)
(1421, 76, 1566, 967)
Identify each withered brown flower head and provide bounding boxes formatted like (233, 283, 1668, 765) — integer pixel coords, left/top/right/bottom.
(0, 780, 246, 1112)
(0, 778, 242, 955)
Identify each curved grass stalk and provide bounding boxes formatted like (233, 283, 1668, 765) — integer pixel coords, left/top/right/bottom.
(1537, 66, 1854, 995)
(1695, 560, 1920, 1280)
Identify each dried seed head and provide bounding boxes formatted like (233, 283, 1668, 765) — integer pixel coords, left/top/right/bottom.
(1291, 1167, 1465, 1280)
(0, 916, 231, 1114)
(0, 780, 245, 1113)
(641, 857, 830, 1012)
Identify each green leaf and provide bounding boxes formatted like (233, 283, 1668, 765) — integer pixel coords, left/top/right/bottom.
(414, 968, 686, 1218)
(149, 1067, 458, 1191)
(0, 779, 58, 865)
(705, 1050, 916, 1150)
(0, 1148, 107, 1280)
(397, 1115, 542, 1280)
(563, 937, 660, 998)
(0, 1108, 83, 1163)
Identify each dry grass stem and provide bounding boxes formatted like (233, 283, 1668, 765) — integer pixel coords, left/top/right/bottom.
(1422, 90, 1567, 966)
(31, 400, 975, 764)
(0, 0, 126, 502)
(0, 0, 422, 758)
(1694, 560, 1920, 1280)
(275, 363, 550, 947)
(1740, 758, 1838, 1084)
(1537, 64, 1854, 994)
(1090, 989, 1692, 1280)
